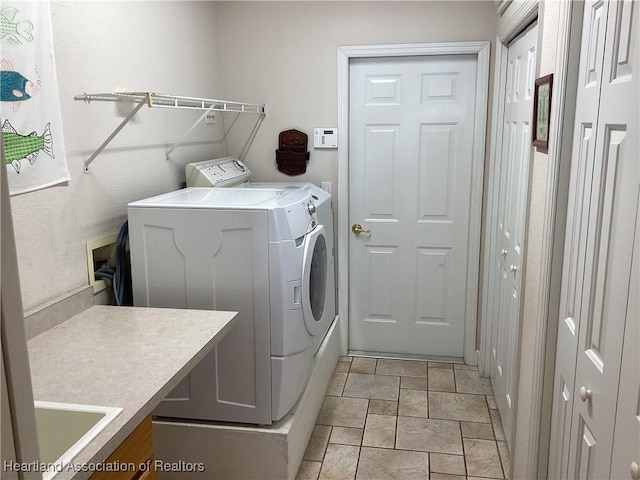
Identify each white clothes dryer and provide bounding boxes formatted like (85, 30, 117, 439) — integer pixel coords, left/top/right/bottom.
(186, 157, 337, 355)
(128, 186, 326, 424)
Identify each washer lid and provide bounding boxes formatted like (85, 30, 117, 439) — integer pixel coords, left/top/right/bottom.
(129, 186, 309, 210)
(240, 182, 331, 206)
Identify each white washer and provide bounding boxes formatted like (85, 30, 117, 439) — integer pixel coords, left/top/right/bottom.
(186, 157, 337, 354)
(128, 186, 327, 424)
(239, 182, 335, 354)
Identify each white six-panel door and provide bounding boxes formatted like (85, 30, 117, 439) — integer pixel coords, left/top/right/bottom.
(548, 0, 638, 477)
(348, 55, 477, 358)
(488, 23, 537, 447)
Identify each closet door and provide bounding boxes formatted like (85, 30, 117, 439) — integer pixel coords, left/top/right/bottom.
(610, 200, 639, 480)
(548, 1, 638, 478)
(567, 1, 637, 477)
(490, 22, 537, 446)
(610, 5, 639, 478)
(547, 1, 608, 475)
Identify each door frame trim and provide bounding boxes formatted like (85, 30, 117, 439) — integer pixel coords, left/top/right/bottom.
(479, 37, 509, 379)
(1, 149, 41, 466)
(337, 42, 490, 364)
(480, 0, 540, 380)
(526, 1, 583, 478)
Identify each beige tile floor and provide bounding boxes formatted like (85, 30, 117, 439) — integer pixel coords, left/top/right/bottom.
(297, 357, 509, 480)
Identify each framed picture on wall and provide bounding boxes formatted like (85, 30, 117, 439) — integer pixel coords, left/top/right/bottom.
(532, 73, 553, 152)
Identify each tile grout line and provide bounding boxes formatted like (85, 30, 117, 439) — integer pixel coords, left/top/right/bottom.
(460, 420, 469, 478)
(352, 400, 368, 480)
(395, 364, 400, 454)
(453, 366, 457, 394)
(498, 439, 507, 480)
(323, 426, 332, 466)
(487, 398, 508, 476)
(394, 406, 399, 452)
(426, 378, 431, 419)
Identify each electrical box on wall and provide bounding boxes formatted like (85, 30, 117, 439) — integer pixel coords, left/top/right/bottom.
(314, 128, 338, 149)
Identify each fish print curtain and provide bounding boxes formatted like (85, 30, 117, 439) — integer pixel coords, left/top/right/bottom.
(1, 0, 69, 195)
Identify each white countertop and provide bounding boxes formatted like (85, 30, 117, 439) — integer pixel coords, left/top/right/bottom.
(27, 305, 238, 480)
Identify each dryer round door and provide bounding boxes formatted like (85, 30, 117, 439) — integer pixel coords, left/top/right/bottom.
(301, 224, 327, 336)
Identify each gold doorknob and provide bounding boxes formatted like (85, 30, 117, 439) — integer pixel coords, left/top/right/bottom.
(352, 223, 371, 235)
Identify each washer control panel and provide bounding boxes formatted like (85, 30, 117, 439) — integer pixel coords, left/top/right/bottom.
(186, 157, 252, 187)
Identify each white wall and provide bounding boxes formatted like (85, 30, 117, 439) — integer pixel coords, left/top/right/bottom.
(11, 1, 224, 312)
(214, 1, 497, 190)
(12, 1, 498, 316)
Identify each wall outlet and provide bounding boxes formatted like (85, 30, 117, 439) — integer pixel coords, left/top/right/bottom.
(204, 113, 216, 124)
(86, 234, 118, 293)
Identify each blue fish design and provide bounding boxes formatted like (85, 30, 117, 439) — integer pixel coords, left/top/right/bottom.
(0, 58, 38, 111)
(1, 70, 31, 102)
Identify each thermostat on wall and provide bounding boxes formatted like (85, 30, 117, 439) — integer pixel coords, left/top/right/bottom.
(314, 128, 338, 149)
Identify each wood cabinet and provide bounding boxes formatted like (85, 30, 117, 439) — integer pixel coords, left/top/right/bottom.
(90, 416, 156, 480)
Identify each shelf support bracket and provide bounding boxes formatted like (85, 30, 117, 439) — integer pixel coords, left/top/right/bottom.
(165, 105, 217, 160)
(239, 114, 265, 163)
(83, 97, 147, 173)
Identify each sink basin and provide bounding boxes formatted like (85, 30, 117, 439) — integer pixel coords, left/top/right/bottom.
(34, 401, 122, 479)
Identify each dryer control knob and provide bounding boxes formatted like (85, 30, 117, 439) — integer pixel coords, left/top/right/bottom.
(308, 202, 317, 215)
